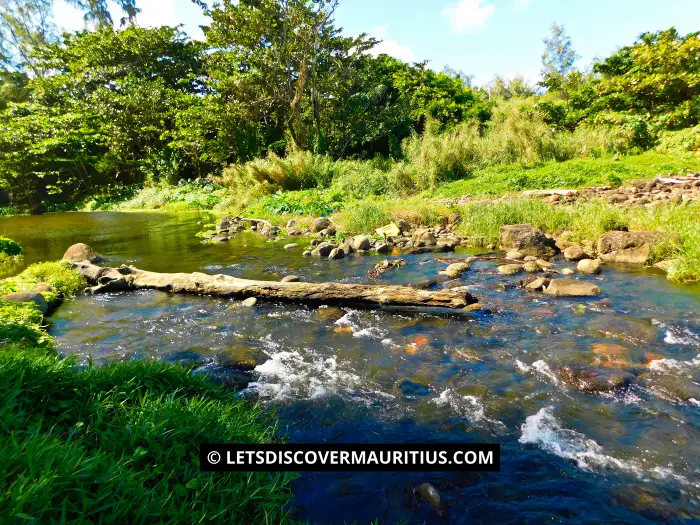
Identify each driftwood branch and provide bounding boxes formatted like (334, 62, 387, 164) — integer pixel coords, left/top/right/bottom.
(71, 262, 477, 310)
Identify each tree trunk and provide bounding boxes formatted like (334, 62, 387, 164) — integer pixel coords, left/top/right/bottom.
(71, 262, 477, 310)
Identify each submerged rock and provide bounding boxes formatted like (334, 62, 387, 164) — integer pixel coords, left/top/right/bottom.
(439, 262, 471, 278)
(63, 243, 102, 263)
(544, 278, 601, 297)
(1, 291, 48, 314)
(557, 365, 633, 392)
(219, 344, 268, 371)
(526, 277, 550, 291)
(417, 483, 442, 515)
(315, 306, 345, 323)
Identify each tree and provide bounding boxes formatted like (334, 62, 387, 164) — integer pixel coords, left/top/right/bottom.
(540, 23, 579, 93)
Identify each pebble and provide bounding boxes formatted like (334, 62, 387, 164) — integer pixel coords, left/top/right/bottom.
(241, 297, 258, 307)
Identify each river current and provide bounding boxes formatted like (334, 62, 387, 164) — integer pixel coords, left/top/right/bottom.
(2, 212, 700, 524)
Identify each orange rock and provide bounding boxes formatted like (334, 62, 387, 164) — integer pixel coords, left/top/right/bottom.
(644, 352, 663, 366)
(592, 343, 629, 357)
(406, 345, 418, 355)
(413, 336, 429, 345)
(334, 326, 353, 334)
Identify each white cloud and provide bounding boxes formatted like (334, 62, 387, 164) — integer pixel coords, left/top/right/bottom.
(134, 0, 179, 28)
(369, 24, 416, 62)
(442, 0, 495, 33)
(517, 0, 533, 7)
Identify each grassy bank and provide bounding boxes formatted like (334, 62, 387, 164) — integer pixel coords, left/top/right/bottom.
(0, 263, 296, 523)
(0, 236, 23, 267)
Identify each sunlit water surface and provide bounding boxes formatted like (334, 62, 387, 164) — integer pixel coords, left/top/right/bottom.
(2, 212, 700, 524)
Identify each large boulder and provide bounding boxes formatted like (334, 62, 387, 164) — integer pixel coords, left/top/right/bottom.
(596, 231, 666, 264)
(544, 278, 601, 297)
(311, 217, 332, 233)
(1, 291, 48, 314)
(499, 224, 558, 258)
(63, 243, 102, 263)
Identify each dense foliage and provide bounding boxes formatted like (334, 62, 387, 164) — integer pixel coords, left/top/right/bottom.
(0, 1, 698, 213)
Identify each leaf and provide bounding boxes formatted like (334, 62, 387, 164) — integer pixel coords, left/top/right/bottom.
(186, 478, 202, 490)
(133, 446, 148, 458)
(173, 483, 187, 497)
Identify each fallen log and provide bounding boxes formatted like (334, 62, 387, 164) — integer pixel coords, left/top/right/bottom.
(71, 261, 477, 310)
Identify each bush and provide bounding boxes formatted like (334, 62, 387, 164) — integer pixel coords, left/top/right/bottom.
(246, 189, 345, 218)
(0, 261, 86, 304)
(104, 179, 222, 212)
(0, 236, 23, 266)
(656, 126, 700, 153)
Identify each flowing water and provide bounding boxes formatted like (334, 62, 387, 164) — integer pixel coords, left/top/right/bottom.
(3, 212, 700, 524)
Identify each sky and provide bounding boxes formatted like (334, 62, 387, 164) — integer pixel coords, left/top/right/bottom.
(54, 0, 700, 87)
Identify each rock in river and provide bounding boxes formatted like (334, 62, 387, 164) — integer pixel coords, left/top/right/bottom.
(283, 243, 300, 250)
(417, 483, 442, 515)
(563, 245, 586, 261)
(499, 224, 558, 258)
(1, 291, 48, 314)
(498, 264, 522, 276)
(311, 217, 332, 233)
(577, 258, 601, 274)
(596, 230, 666, 264)
(439, 262, 471, 278)
(558, 365, 633, 393)
(544, 278, 601, 297)
(281, 275, 300, 282)
(63, 242, 102, 263)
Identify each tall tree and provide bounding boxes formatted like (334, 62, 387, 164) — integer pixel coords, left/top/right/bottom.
(540, 23, 579, 94)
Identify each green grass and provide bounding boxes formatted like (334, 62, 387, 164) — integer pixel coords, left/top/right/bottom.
(0, 262, 297, 523)
(0, 345, 296, 524)
(432, 151, 700, 198)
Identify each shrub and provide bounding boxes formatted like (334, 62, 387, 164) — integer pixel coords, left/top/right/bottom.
(0, 261, 86, 304)
(0, 237, 23, 266)
(656, 126, 700, 153)
(246, 189, 345, 218)
(331, 159, 392, 198)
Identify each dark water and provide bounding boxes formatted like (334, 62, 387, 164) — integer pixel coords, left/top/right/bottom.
(2, 212, 700, 524)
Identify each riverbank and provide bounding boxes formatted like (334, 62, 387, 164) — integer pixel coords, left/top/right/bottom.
(0, 261, 296, 523)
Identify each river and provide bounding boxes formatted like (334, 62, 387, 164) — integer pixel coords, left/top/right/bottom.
(2, 211, 700, 524)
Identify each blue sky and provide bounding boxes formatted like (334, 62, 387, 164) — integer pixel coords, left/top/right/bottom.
(54, 0, 700, 86)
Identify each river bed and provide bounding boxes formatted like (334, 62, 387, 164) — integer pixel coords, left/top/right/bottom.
(2, 211, 700, 524)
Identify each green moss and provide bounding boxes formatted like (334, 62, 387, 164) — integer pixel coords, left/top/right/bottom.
(0, 261, 87, 303)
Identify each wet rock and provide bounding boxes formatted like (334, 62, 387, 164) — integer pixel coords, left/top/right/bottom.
(535, 259, 552, 269)
(319, 227, 336, 237)
(310, 242, 337, 257)
(352, 235, 371, 251)
(523, 261, 540, 273)
(328, 247, 345, 260)
(526, 277, 550, 291)
(63, 243, 102, 263)
(212, 234, 229, 243)
(588, 316, 657, 345)
(544, 278, 601, 297)
(561, 268, 575, 275)
(1, 291, 48, 314)
(499, 224, 558, 258)
(596, 230, 667, 264)
(506, 250, 524, 260)
(497, 264, 523, 276)
(523, 255, 537, 262)
(311, 217, 332, 233)
(219, 344, 268, 371)
(302, 250, 312, 257)
(441, 279, 462, 289)
(315, 306, 345, 323)
(577, 258, 601, 274)
(241, 297, 257, 307)
(166, 351, 202, 368)
(217, 216, 234, 230)
(439, 262, 471, 278)
(281, 275, 300, 282)
(417, 483, 442, 515)
(610, 485, 681, 523)
(412, 228, 437, 247)
(283, 243, 300, 250)
(436, 238, 459, 251)
(558, 365, 633, 392)
(564, 245, 586, 261)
